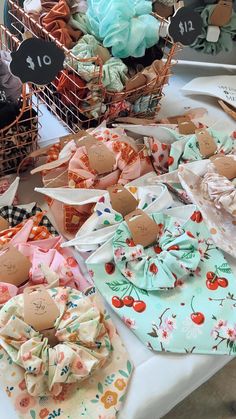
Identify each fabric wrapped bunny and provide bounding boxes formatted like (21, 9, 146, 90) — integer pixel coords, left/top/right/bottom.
(0, 287, 132, 419)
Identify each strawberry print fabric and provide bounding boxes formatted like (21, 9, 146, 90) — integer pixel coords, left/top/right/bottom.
(0, 288, 132, 418)
(87, 205, 236, 355)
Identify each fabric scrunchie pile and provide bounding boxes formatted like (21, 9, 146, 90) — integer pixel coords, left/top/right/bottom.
(0, 287, 111, 396)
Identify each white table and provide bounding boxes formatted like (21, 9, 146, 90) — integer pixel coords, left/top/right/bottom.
(0, 63, 236, 419)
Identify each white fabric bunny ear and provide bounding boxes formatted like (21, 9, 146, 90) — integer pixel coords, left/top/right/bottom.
(62, 184, 174, 253)
(0, 177, 19, 207)
(34, 187, 107, 205)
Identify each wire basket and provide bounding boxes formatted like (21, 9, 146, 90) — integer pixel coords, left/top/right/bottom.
(7, 0, 180, 132)
(0, 24, 40, 176)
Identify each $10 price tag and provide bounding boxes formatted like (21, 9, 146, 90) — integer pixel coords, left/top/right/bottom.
(10, 37, 65, 85)
(168, 7, 203, 46)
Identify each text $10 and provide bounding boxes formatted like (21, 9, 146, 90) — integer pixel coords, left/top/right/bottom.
(26, 55, 52, 71)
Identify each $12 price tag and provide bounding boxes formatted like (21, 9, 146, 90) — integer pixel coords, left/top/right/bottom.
(10, 37, 65, 85)
(168, 7, 203, 46)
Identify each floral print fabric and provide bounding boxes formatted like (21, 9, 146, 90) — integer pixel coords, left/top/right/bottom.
(178, 161, 236, 258)
(0, 288, 132, 418)
(145, 128, 234, 174)
(87, 206, 236, 355)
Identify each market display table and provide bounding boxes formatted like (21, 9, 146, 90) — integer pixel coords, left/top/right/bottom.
(0, 64, 235, 419)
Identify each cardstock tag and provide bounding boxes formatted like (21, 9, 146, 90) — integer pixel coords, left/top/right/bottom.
(196, 129, 217, 158)
(0, 245, 31, 287)
(77, 134, 98, 151)
(96, 45, 111, 63)
(153, 2, 174, 18)
(0, 216, 9, 232)
(125, 209, 159, 248)
(88, 143, 116, 175)
(108, 185, 138, 217)
(212, 156, 236, 180)
(178, 117, 196, 134)
(126, 74, 147, 91)
(210, 0, 232, 27)
(24, 286, 60, 331)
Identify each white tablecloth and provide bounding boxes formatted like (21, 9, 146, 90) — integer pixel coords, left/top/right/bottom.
(0, 63, 236, 419)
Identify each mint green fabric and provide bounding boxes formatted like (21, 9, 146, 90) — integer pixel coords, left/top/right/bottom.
(67, 34, 128, 91)
(191, 5, 236, 55)
(87, 206, 236, 355)
(168, 128, 233, 172)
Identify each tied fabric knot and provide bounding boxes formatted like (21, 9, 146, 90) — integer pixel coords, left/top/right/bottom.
(0, 287, 111, 397)
(113, 213, 201, 291)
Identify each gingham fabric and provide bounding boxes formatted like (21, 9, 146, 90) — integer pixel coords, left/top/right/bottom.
(0, 205, 58, 235)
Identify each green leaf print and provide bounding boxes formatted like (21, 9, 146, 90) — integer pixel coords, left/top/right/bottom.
(119, 395, 126, 403)
(106, 280, 130, 292)
(98, 382, 103, 394)
(127, 360, 132, 375)
(91, 399, 99, 403)
(30, 411, 36, 419)
(233, 344, 236, 353)
(119, 370, 129, 378)
(218, 263, 232, 274)
(138, 288, 148, 296)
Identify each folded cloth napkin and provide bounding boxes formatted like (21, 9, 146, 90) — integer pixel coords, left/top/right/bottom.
(23, 0, 42, 14)
(86, 0, 160, 58)
(191, 5, 236, 55)
(0, 51, 22, 102)
(67, 34, 128, 91)
(0, 287, 132, 418)
(42, 0, 82, 48)
(62, 183, 173, 253)
(87, 204, 236, 355)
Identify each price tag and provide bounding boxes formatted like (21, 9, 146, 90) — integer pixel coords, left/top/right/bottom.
(196, 129, 217, 158)
(210, 0, 232, 27)
(125, 209, 159, 248)
(10, 38, 65, 85)
(108, 185, 138, 217)
(88, 143, 116, 175)
(212, 156, 236, 180)
(0, 245, 31, 287)
(178, 117, 196, 135)
(168, 7, 203, 45)
(24, 286, 60, 331)
(0, 216, 9, 233)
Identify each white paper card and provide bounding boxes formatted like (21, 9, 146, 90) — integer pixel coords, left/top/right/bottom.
(182, 75, 236, 108)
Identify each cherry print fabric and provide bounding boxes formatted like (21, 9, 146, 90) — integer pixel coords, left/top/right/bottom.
(87, 205, 236, 356)
(0, 288, 132, 418)
(113, 212, 201, 291)
(62, 183, 173, 253)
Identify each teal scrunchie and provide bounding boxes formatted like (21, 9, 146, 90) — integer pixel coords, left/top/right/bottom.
(67, 34, 128, 92)
(113, 213, 200, 291)
(86, 0, 160, 58)
(191, 5, 236, 55)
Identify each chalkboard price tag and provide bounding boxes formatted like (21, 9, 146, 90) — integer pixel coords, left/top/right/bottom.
(168, 7, 203, 46)
(10, 37, 65, 85)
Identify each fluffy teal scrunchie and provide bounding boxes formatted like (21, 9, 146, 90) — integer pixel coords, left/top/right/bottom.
(86, 0, 160, 58)
(191, 5, 236, 55)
